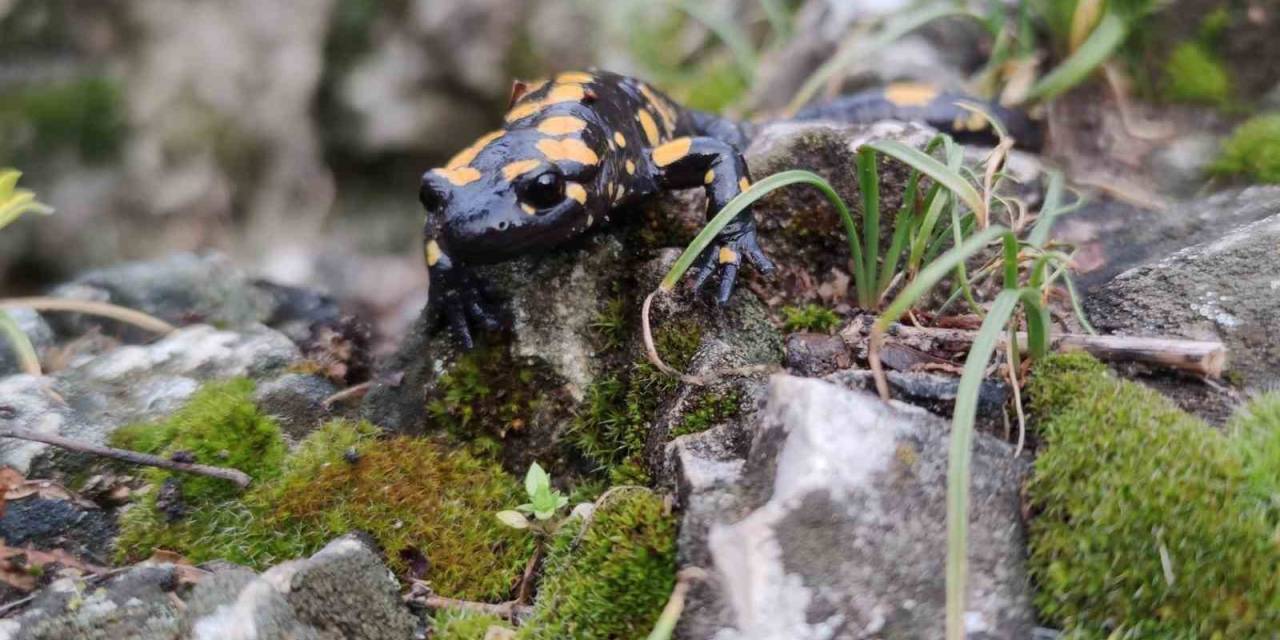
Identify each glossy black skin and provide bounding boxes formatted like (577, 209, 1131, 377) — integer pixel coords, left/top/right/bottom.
(420, 71, 1039, 348)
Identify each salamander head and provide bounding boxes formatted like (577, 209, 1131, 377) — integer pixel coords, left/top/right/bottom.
(420, 131, 595, 263)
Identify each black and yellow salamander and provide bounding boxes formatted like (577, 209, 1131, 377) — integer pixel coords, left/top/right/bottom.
(419, 71, 1036, 348)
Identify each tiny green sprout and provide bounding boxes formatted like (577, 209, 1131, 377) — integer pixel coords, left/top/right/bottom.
(496, 462, 570, 533)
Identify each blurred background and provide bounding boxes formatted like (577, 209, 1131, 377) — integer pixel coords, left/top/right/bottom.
(1, 0, 1276, 341)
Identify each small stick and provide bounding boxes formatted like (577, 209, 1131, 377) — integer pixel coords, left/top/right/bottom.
(0, 427, 251, 488)
(866, 323, 1226, 378)
(0, 297, 176, 335)
(417, 595, 533, 621)
(322, 381, 372, 408)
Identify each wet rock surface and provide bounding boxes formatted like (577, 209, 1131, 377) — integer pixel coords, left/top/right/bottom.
(0, 496, 116, 565)
(672, 375, 1034, 639)
(1086, 213, 1280, 390)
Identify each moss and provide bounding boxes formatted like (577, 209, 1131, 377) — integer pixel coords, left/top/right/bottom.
(110, 379, 285, 504)
(588, 296, 628, 352)
(518, 489, 677, 639)
(1229, 393, 1280, 511)
(0, 76, 125, 163)
(669, 389, 741, 439)
(433, 610, 514, 640)
(1212, 113, 1280, 184)
(1026, 354, 1280, 637)
(570, 320, 703, 482)
(780, 304, 841, 334)
(116, 421, 533, 602)
(1162, 41, 1231, 105)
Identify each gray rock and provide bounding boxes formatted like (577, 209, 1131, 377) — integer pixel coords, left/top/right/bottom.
(0, 564, 186, 640)
(0, 324, 300, 477)
(254, 373, 338, 441)
(0, 497, 116, 565)
(784, 332, 851, 377)
(825, 369, 1010, 433)
(1086, 213, 1280, 390)
(1149, 132, 1221, 197)
(187, 534, 416, 640)
(1055, 186, 1280, 289)
(0, 309, 53, 377)
(48, 253, 276, 336)
(675, 375, 1034, 639)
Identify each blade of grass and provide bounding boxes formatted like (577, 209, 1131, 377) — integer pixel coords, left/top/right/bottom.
(907, 185, 947, 275)
(945, 288, 1021, 640)
(669, 0, 758, 79)
(0, 298, 176, 335)
(857, 147, 882, 308)
(1061, 271, 1097, 334)
(658, 170, 864, 295)
(1025, 11, 1127, 102)
(0, 310, 41, 375)
(787, 5, 976, 114)
(757, 0, 792, 41)
(1019, 288, 1051, 358)
(865, 140, 986, 224)
(1027, 169, 1068, 247)
(949, 202, 985, 317)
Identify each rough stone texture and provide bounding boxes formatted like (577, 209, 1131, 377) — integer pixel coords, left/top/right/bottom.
(1086, 213, 1280, 390)
(1056, 186, 1280, 289)
(254, 373, 338, 441)
(0, 496, 116, 565)
(0, 324, 300, 477)
(0, 564, 186, 640)
(1149, 132, 1221, 197)
(825, 369, 1010, 435)
(186, 534, 415, 640)
(784, 332, 851, 377)
(0, 309, 54, 377)
(672, 375, 1034, 639)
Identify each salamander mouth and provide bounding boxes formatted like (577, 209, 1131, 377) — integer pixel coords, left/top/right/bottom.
(447, 198, 587, 263)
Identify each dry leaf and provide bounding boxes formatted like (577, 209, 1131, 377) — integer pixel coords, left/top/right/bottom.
(0, 543, 106, 592)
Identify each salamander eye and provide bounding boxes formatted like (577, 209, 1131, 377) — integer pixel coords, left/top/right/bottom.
(520, 170, 565, 211)
(419, 172, 448, 211)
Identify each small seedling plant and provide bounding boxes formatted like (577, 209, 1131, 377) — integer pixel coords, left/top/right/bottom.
(496, 462, 571, 536)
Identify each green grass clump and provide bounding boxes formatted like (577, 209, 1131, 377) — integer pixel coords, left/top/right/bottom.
(518, 489, 677, 639)
(1026, 354, 1280, 637)
(571, 320, 703, 483)
(1213, 113, 1280, 184)
(110, 379, 286, 503)
(780, 304, 841, 334)
(433, 610, 514, 640)
(1162, 41, 1231, 105)
(0, 76, 125, 163)
(117, 420, 533, 601)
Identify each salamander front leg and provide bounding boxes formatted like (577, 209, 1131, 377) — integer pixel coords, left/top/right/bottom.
(424, 238, 502, 350)
(651, 136, 775, 303)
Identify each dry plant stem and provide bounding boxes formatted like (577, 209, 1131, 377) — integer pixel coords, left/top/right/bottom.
(882, 324, 1227, 378)
(514, 545, 545, 605)
(418, 594, 533, 621)
(641, 290, 707, 386)
(1004, 337, 1027, 457)
(0, 427, 251, 488)
(322, 381, 372, 408)
(0, 298, 176, 335)
(868, 324, 891, 400)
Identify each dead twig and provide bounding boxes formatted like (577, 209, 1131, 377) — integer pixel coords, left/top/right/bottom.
(411, 591, 533, 622)
(322, 381, 372, 409)
(0, 298, 175, 335)
(0, 427, 251, 488)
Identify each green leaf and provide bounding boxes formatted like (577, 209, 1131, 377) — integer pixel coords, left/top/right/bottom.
(496, 510, 530, 530)
(877, 225, 1008, 330)
(864, 140, 985, 220)
(0, 310, 41, 376)
(946, 289, 1022, 640)
(525, 462, 550, 499)
(856, 147, 882, 308)
(1025, 12, 1128, 102)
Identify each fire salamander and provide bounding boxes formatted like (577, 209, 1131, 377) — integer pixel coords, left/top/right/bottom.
(420, 72, 1036, 348)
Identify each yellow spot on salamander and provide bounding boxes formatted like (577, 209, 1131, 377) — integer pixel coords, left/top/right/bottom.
(446, 130, 503, 169)
(625, 159, 636, 174)
(502, 159, 543, 181)
(951, 110, 989, 132)
(639, 83, 677, 132)
(637, 110, 661, 146)
(521, 203, 537, 215)
(537, 116, 587, 135)
(425, 240, 442, 267)
(504, 84, 586, 122)
(884, 83, 940, 107)
(652, 137, 692, 167)
(613, 131, 627, 148)
(718, 246, 739, 264)
(557, 71, 594, 84)
(566, 182, 587, 204)
(433, 166, 481, 187)
(704, 169, 715, 184)
(739, 177, 750, 192)
(536, 137, 598, 165)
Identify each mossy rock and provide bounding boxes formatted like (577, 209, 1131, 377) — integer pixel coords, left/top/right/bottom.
(116, 420, 533, 602)
(1162, 41, 1232, 106)
(1213, 113, 1280, 184)
(518, 488, 677, 639)
(1026, 353, 1280, 637)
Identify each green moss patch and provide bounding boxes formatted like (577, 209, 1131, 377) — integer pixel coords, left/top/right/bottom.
(433, 610, 514, 640)
(0, 76, 125, 163)
(1162, 41, 1232, 106)
(110, 379, 286, 503)
(518, 489, 677, 639)
(117, 420, 533, 602)
(1213, 112, 1280, 184)
(781, 304, 841, 334)
(669, 389, 741, 439)
(1026, 354, 1280, 637)
(570, 320, 703, 484)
